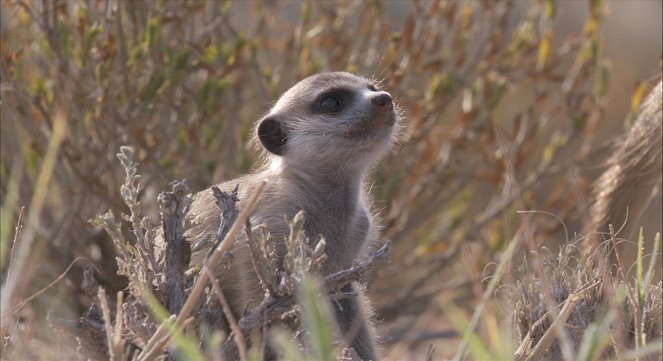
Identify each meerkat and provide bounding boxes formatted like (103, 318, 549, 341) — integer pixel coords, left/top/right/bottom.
(184, 72, 399, 360)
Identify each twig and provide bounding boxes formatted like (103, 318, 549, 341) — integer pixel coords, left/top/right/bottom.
(227, 294, 297, 348)
(137, 180, 266, 361)
(2, 257, 100, 318)
(5, 206, 25, 285)
(324, 240, 392, 290)
(206, 269, 248, 361)
(0, 205, 25, 343)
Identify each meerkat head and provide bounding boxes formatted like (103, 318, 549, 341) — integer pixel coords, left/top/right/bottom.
(256, 72, 399, 173)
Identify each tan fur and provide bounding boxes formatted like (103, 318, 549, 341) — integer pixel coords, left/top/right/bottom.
(585, 78, 662, 245)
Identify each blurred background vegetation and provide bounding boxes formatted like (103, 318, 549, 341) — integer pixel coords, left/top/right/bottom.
(1, 0, 661, 360)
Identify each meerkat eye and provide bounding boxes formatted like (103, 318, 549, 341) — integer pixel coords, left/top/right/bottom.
(320, 96, 342, 111)
(313, 88, 352, 113)
(368, 84, 378, 91)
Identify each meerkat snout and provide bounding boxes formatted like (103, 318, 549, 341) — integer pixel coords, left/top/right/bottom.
(370, 92, 393, 113)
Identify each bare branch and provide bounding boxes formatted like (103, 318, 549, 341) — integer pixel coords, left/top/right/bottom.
(158, 180, 192, 314)
(324, 240, 392, 291)
(207, 184, 240, 258)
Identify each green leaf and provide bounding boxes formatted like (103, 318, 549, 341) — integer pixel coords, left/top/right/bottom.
(636, 227, 644, 308)
(140, 71, 165, 104)
(298, 276, 337, 361)
(146, 17, 161, 49)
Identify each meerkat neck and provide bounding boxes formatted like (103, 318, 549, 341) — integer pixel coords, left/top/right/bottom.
(279, 162, 366, 205)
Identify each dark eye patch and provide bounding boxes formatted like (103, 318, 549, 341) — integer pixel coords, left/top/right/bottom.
(312, 88, 354, 113)
(368, 84, 378, 91)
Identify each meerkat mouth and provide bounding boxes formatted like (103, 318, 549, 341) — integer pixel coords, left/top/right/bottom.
(343, 113, 396, 139)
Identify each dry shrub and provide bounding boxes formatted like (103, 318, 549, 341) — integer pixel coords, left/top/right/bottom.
(512, 235, 662, 361)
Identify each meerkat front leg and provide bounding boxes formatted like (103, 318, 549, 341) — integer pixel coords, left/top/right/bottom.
(334, 283, 378, 361)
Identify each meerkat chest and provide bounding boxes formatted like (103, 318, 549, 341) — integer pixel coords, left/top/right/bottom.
(263, 183, 372, 271)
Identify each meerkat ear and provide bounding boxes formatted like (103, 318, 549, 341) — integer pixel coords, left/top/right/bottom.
(257, 116, 288, 155)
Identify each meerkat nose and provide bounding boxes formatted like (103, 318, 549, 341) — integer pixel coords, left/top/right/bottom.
(371, 92, 393, 113)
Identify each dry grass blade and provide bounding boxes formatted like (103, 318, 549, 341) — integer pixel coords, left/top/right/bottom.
(114, 291, 125, 357)
(98, 287, 123, 361)
(137, 315, 176, 361)
(0, 115, 66, 317)
(515, 279, 602, 361)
